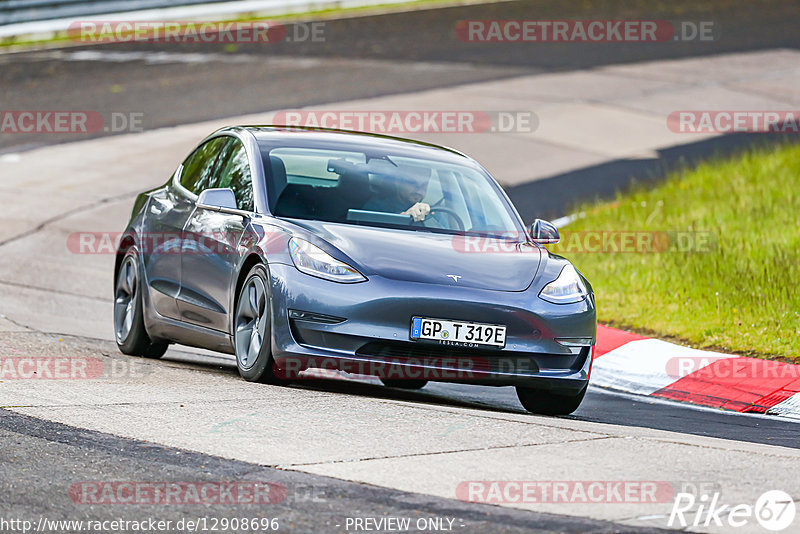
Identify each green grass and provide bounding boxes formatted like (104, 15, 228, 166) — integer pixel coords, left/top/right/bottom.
(555, 142, 800, 362)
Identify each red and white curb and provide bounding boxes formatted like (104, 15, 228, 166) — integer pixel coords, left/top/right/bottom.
(593, 325, 800, 419)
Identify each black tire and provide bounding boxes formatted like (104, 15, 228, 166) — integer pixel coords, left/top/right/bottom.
(233, 264, 290, 385)
(381, 379, 428, 390)
(114, 248, 168, 358)
(516, 385, 587, 416)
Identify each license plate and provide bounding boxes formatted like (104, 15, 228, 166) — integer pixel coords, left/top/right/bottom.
(410, 317, 506, 348)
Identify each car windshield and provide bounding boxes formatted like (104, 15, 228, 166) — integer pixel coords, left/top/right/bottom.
(264, 146, 523, 237)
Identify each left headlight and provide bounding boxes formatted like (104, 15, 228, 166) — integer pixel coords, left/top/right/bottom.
(539, 264, 588, 304)
(288, 238, 366, 283)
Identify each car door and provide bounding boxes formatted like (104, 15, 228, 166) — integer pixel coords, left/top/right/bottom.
(177, 136, 254, 331)
(142, 136, 229, 320)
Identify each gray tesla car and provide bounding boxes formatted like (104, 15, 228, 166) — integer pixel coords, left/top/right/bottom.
(114, 126, 595, 415)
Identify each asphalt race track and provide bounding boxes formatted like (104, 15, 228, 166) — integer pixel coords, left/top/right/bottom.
(1, 1, 800, 532)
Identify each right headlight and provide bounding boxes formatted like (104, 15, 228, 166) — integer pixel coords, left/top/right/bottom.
(539, 264, 588, 304)
(288, 238, 366, 283)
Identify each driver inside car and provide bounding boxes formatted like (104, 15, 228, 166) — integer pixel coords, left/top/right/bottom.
(363, 166, 433, 222)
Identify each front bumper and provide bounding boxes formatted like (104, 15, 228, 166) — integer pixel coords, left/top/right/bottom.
(267, 263, 595, 393)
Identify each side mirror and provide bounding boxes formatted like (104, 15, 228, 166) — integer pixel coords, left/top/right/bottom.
(530, 219, 560, 244)
(197, 188, 238, 211)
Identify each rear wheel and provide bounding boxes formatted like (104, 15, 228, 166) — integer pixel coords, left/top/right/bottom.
(381, 379, 428, 390)
(114, 248, 168, 358)
(516, 385, 587, 415)
(234, 264, 289, 385)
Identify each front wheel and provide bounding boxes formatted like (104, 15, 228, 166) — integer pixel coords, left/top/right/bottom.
(234, 264, 289, 385)
(516, 385, 587, 415)
(114, 248, 168, 358)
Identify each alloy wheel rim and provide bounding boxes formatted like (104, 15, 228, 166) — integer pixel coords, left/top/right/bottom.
(114, 255, 137, 343)
(235, 275, 268, 370)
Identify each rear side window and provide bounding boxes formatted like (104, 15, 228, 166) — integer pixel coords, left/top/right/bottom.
(179, 137, 228, 194)
(216, 138, 254, 211)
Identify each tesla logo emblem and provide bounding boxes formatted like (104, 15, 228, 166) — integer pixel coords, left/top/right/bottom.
(446, 275, 462, 282)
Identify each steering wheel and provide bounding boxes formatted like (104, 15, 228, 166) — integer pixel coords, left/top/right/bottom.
(427, 207, 465, 232)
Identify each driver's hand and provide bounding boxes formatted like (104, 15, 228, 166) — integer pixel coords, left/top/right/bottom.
(402, 202, 431, 222)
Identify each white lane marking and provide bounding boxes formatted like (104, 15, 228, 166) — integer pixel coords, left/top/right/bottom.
(1, 50, 487, 72)
(591, 338, 736, 396)
(0, 49, 337, 67)
(552, 211, 584, 228)
(49, 50, 267, 64)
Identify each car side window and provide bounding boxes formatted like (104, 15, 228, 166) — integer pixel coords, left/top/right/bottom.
(216, 138, 254, 212)
(179, 137, 228, 195)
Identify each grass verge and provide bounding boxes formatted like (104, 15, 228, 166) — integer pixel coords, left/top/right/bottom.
(552, 142, 800, 362)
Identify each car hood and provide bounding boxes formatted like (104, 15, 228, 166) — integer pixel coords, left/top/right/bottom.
(290, 220, 541, 292)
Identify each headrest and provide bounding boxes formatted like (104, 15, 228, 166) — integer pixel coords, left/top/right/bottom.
(269, 155, 288, 210)
(269, 155, 287, 187)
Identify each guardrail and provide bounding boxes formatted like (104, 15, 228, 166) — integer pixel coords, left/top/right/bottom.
(0, 0, 235, 25)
